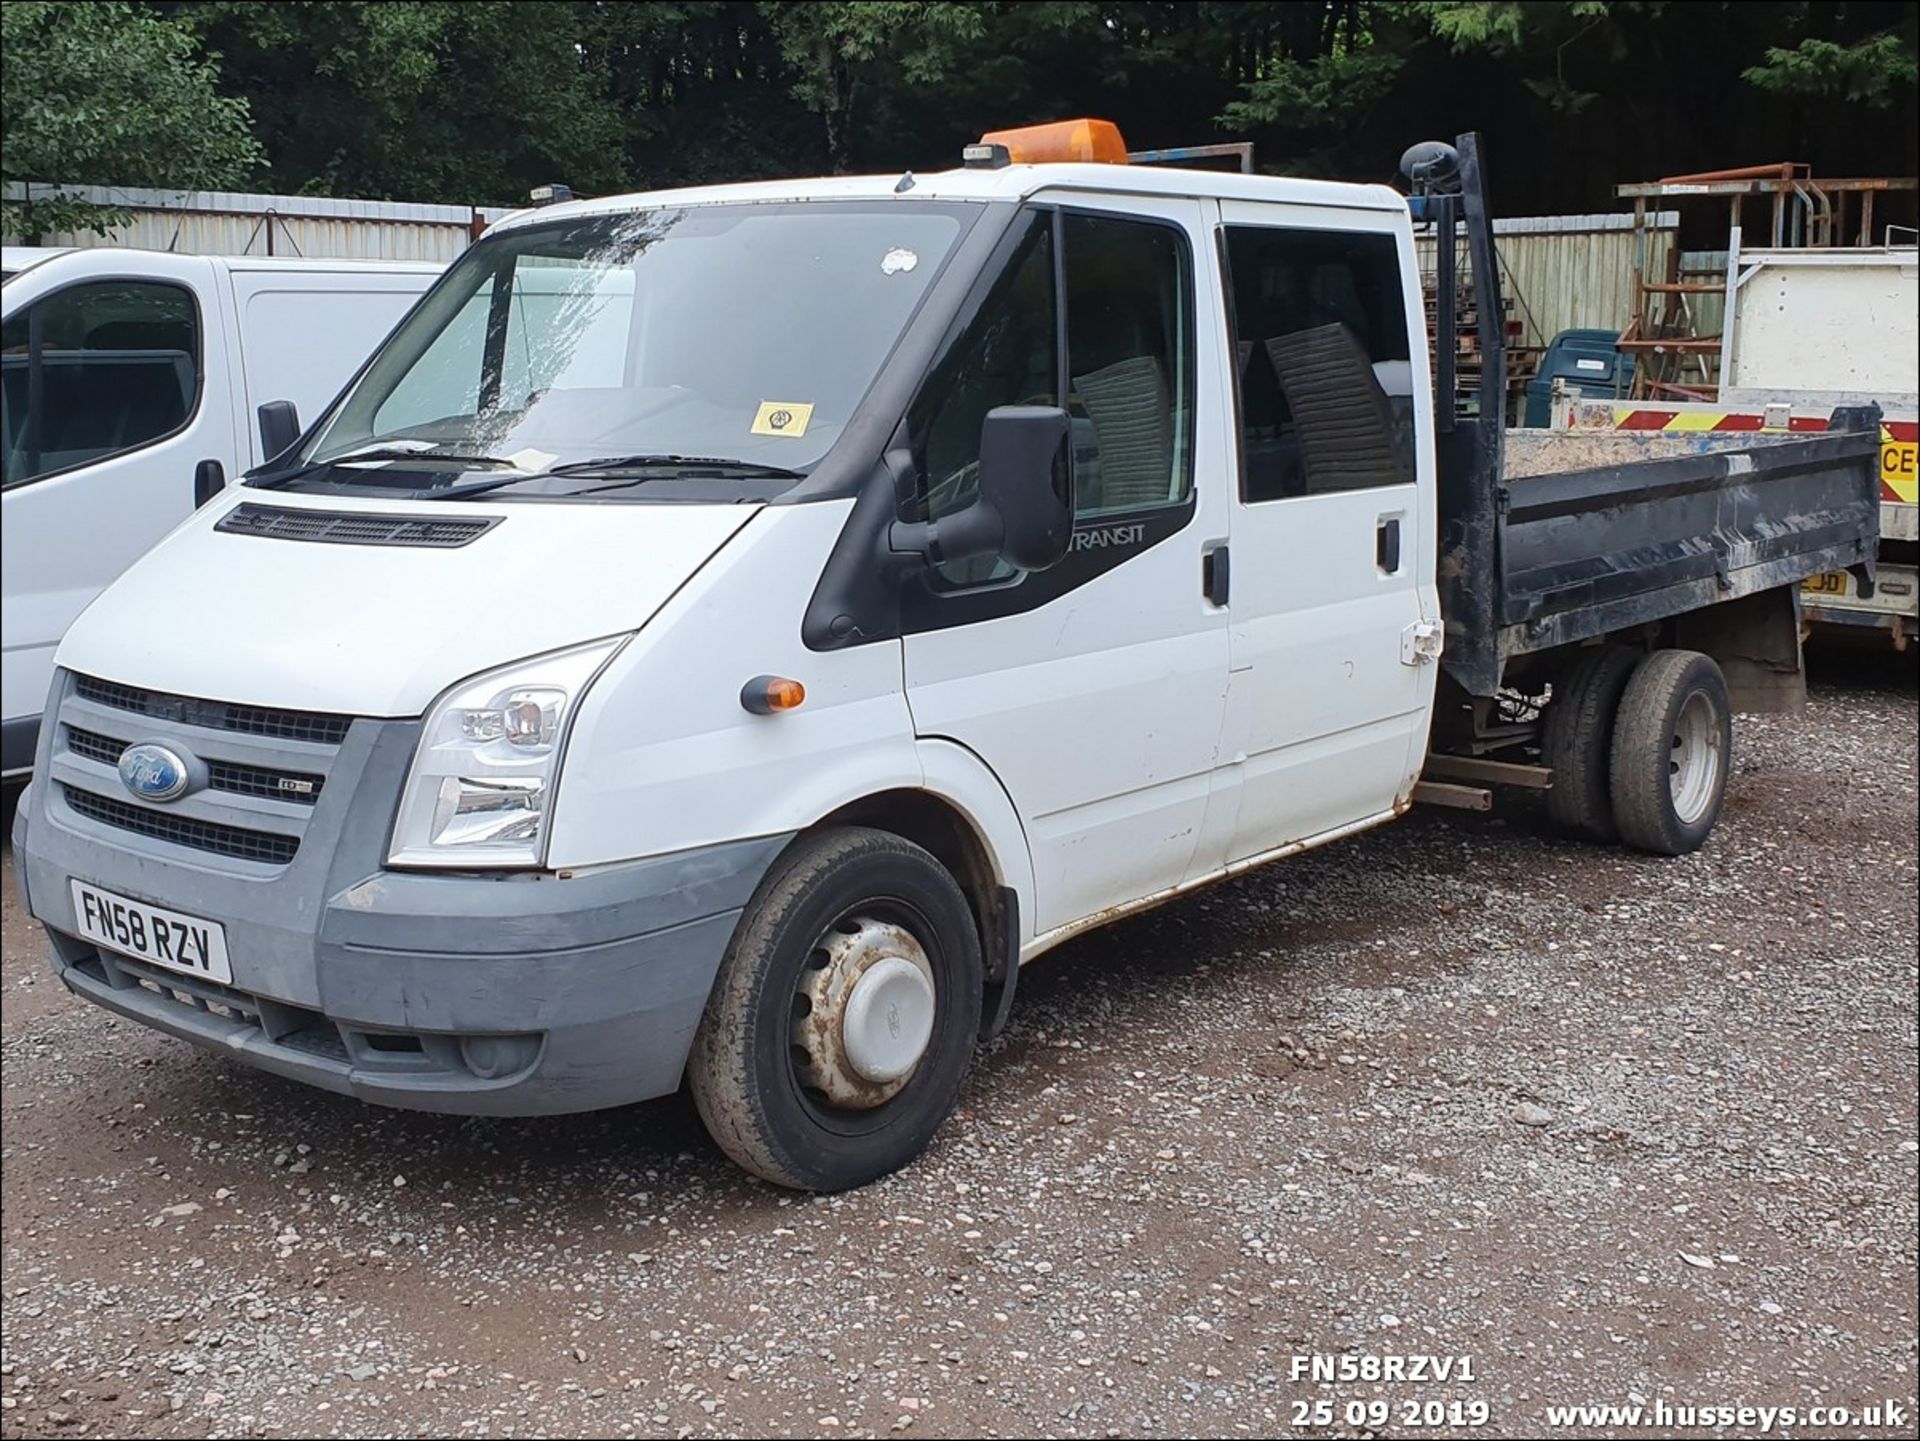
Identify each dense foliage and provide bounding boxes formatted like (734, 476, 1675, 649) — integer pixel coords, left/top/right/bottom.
(1, 1, 265, 236)
(5, 1, 1916, 237)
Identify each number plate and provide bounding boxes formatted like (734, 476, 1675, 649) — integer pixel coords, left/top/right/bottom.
(1801, 570, 1851, 596)
(70, 880, 232, 985)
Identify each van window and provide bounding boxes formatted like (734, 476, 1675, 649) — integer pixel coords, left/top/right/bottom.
(372, 259, 632, 441)
(373, 290, 491, 439)
(1221, 227, 1413, 501)
(907, 220, 1057, 587)
(304, 203, 970, 484)
(1064, 213, 1193, 516)
(1, 281, 200, 488)
(906, 209, 1194, 587)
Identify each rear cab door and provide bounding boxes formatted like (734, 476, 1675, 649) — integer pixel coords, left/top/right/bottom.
(1210, 196, 1441, 860)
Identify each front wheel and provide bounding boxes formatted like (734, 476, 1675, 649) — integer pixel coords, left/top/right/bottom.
(1608, 649, 1733, 856)
(687, 827, 983, 1191)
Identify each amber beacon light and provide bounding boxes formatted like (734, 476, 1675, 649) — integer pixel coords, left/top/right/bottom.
(974, 118, 1130, 166)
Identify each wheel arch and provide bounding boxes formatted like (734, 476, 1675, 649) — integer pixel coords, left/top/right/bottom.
(782, 739, 1034, 988)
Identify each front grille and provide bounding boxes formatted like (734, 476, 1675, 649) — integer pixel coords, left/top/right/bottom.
(73, 675, 353, 746)
(109, 953, 260, 1023)
(278, 1026, 351, 1063)
(89, 953, 351, 1063)
(66, 726, 124, 765)
(61, 785, 300, 865)
(216, 502, 500, 549)
(207, 759, 324, 804)
(64, 727, 325, 805)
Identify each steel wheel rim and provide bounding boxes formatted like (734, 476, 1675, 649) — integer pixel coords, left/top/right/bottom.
(1668, 690, 1722, 825)
(789, 910, 938, 1114)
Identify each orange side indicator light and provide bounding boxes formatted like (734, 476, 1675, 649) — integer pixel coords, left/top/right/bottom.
(976, 118, 1130, 166)
(742, 675, 807, 715)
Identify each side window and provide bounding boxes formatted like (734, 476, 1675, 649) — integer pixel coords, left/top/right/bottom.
(1222, 226, 1412, 501)
(904, 209, 1196, 588)
(906, 219, 1057, 587)
(1, 281, 200, 488)
(1064, 213, 1193, 515)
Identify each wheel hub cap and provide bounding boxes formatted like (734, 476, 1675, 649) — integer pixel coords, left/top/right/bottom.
(792, 917, 936, 1109)
(1669, 690, 1723, 825)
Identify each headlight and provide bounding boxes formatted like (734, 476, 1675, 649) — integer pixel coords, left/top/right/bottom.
(388, 637, 626, 868)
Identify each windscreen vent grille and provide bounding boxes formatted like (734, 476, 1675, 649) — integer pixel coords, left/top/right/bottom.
(216, 503, 500, 548)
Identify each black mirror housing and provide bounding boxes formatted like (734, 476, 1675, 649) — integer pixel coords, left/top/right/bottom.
(257, 399, 302, 465)
(193, 458, 225, 508)
(889, 405, 1072, 572)
(977, 406, 1073, 570)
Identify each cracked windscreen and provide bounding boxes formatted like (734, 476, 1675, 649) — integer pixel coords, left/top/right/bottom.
(283, 201, 975, 498)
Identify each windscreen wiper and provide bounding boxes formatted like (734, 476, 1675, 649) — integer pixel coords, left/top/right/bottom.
(252, 447, 525, 489)
(419, 455, 806, 502)
(547, 454, 804, 479)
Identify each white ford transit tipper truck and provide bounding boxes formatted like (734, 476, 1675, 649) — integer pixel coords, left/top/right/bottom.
(2, 248, 444, 778)
(10, 125, 1882, 1190)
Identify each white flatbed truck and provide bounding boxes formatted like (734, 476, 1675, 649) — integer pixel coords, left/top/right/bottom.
(11, 125, 1882, 1189)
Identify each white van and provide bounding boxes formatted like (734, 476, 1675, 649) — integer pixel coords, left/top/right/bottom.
(1, 249, 442, 775)
(9, 126, 1881, 1191)
(1, 247, 74, 282)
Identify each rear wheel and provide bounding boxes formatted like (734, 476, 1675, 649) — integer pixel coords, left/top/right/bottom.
(1608, 649, 1732, 856)
(687, 827, 982, 1191)
(1541, 645, 1641, 841)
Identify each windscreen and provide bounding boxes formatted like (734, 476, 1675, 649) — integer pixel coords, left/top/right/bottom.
(290, 202, 973, 495)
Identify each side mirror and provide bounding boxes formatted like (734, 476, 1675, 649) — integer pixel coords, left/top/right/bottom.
(193, 459, 225, 508)
(889, 405, 1072, 572)
(257, 400, 302, 465)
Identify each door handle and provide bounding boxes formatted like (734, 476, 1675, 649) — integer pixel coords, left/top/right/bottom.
(1376, 516, 1402, 574)
(1203, 543, 1230, 606)
(193, 459, 224, 508)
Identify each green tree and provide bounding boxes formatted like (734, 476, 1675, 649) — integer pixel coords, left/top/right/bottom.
(13, 2, 1913, 233)
(173, 1, 628, 202)
(1, 0, 264, 239)
(1745, 31, 1919, 106)
(1218, 3, 1409, 167)
(762, 2, 987, 172)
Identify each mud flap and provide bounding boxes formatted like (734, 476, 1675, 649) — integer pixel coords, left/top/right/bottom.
(978, 885, 1020, 1042)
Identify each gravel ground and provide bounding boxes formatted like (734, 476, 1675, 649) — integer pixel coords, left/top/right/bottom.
(2, 654, 1915, 1441)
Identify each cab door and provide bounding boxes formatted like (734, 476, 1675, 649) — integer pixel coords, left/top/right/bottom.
(900, 196, 1234, 940)
(1, 256, 232, 759)
(1211, 203, 1440, 860)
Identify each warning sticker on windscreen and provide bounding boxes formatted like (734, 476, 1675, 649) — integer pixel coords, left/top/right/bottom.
(751, 401, 814, 438)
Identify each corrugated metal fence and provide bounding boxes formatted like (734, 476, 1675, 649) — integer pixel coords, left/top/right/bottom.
(2, 182, 516, 261)
(12, 183, 1709, 350)
(1417, 210, 1685, 348)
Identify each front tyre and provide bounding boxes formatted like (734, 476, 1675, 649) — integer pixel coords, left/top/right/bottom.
(1607, 649, 1733, 856)
(687, 827, 983, 1191)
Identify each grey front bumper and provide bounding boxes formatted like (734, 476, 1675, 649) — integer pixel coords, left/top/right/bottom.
(12, 692, 787, 1116)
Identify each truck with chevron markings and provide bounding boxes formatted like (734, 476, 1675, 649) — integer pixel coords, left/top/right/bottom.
(1551, 240, 1918, 650)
